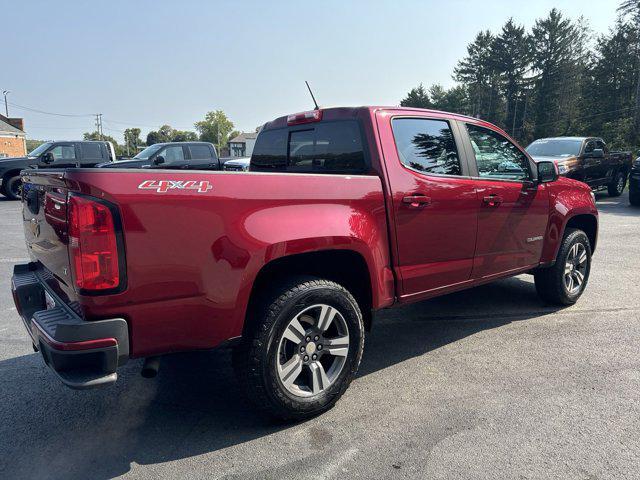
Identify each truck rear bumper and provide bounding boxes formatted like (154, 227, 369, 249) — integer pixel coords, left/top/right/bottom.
(11, 263, 129, 389)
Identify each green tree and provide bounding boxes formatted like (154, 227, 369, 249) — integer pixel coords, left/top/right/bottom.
(400, 84, 432, 108)
(617, 0, 640, 141)
(171, 130, 198, 142)
(530, 9, 588, 139)
(123, 128, 142, 156)
(428, 84, 470, 114)
(492, 19, 532, 138)
(454, 30, 501, 122)
(146, 124, 174, 145)
(194, 110, 234, 153)
(26, 139, 45, 153)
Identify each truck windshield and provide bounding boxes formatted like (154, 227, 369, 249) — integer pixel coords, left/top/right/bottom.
(27, 142, 52, 158)
(526, 139, 582, 157)
(134, 144, 163, 159)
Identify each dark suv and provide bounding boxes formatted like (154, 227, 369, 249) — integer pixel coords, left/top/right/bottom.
(630, 156, 640, 206)
(99, 142, 220, 170)
(0, 140, 115, 199)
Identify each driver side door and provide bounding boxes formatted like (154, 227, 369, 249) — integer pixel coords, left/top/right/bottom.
(42, 143, 78, 168)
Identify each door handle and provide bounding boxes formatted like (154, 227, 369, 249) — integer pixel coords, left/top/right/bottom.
(402, 194, 431, 208)
(483, 194, 503, 207)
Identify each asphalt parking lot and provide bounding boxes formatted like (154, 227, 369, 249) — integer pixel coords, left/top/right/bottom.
(0, 192, 639, 480)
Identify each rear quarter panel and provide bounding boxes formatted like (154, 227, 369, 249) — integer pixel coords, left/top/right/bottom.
(63, 170, 391, 357)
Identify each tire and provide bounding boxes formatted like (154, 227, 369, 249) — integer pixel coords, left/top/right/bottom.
(233, 276, 365, 421)
(630, 188, 640, 206)
(534, 228, 592, 306)
(4, 175, 22, 200)
(607, 170, 626, 197)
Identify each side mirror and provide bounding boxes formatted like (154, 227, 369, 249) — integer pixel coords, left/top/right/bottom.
(41, 152, 54, 164)
(153, 155, 165, 165)
(592, 148, 604, 158)
(537, 161, 558, 183)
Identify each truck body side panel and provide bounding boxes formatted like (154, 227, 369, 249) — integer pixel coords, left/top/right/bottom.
(58, 169, 391, 357)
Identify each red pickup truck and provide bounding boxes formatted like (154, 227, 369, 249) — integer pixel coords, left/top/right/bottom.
(11, 107, 598, 419)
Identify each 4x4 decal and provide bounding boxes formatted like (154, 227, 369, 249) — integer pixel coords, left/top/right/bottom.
(138, 180, 213, 193)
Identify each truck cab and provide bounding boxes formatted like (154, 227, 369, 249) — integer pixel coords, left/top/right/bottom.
(0, 140, 115, 199)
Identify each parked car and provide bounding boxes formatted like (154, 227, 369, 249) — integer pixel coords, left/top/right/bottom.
(98, 142, 220, 170)
(630, 156, 640, 206)
(0, 140, 115, 199)
(222, 157, 251, 171)
(526, 136, 633, 197)
(12, 106, 598, 420)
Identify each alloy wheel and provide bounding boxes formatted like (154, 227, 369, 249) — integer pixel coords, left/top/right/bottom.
(276, 304, 350, 397)
(564, 243, 588, 294)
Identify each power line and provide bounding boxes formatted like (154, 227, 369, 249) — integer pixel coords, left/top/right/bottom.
(7, 101, 95, 117)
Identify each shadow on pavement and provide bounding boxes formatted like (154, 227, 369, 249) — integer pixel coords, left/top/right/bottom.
(0, 276, 559, 479)
(594, 191, 639, 217)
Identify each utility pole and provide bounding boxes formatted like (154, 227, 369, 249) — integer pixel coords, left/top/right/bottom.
(94, 113, 103, 140)
(2, 90, 9, 117)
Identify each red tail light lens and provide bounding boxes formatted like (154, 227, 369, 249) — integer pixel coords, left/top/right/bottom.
(287, 110, 322, 125)
(68, 195, 120, 291)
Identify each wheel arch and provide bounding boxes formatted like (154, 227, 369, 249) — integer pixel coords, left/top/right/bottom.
(243, 249, 376, 336)
(565, 214, 598, 253)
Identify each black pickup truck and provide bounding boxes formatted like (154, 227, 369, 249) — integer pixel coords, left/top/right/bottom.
(526, 137, 633, 197)
(98, 142, 220, 170)
(0, 140, 116, 200)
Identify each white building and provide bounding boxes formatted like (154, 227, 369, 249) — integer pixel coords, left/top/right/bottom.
(228, 131, 258, 158)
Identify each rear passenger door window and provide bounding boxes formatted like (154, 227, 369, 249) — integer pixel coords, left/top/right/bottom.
(466, 124, 531, 181)
(391, 118, 461, 176)
(189, 145, 213, 160)
(79, 143, 102, 164)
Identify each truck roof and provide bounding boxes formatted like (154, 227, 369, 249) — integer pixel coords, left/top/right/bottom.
(262, 106, 494, 132)
(532, 137, 601, 142)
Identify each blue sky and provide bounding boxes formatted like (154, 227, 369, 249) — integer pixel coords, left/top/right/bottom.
(2, 0, 620, 143)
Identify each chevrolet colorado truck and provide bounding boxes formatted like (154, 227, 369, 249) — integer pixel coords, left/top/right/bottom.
(0, 140, 116, 200)
(526, 136, 633, 197)
(11, 107, 598, 420)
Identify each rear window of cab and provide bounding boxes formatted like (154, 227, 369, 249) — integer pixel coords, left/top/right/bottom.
(251, 120, 368, 174)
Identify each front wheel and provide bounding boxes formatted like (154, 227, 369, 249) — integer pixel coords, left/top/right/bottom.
(3, 175, 22, 200)
(233, 277, 364, 420)
(534, 228, 592, 305)
(608, 170, 626, 197)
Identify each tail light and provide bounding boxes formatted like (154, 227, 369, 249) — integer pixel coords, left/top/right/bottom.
(68, 195, 121, 291)
(287, 110, 322, 125)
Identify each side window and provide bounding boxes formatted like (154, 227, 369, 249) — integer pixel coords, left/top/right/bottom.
(584, 141, 595, 154)
(79, 143, 102, 160)
(391, 118, 461, 176)
(49, 144, 76, 161)
(595, 140, 606, 152)
(189, 145, 213, 160)
(466, 124, 531, 181)
(162, 145, 185, 162)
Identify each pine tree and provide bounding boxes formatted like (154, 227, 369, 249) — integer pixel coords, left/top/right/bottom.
(491, 19, 532, 139)
(530, 9, 588, 139)
(453, 31, 501, 122)
(400, 84, 432, 108)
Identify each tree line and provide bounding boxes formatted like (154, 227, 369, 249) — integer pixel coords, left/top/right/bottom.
(400, 2, 640, 150)
(82, 109, 240, 157)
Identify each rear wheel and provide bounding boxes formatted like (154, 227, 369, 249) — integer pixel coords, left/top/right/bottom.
(608, 170, 626, 197)
(4, 175, 22, 200)
(534, 228, 592, 305)
(233, 277, 364, 420)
